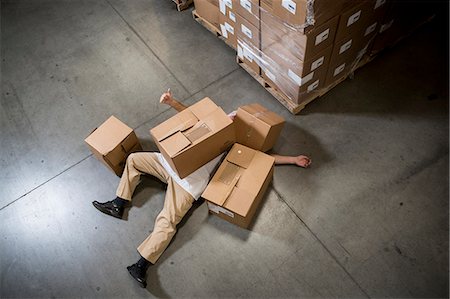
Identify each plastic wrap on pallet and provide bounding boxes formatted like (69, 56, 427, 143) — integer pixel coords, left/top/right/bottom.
(235, 2, 344, 104)
(235, 0, 394, 104)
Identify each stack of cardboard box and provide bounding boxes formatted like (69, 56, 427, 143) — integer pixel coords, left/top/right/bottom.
(193, 0, 436, 113)
(86, 99, 285, 229)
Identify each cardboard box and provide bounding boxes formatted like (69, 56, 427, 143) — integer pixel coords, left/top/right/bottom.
(261, 11, 339, 62)
(202, 143, 275, 228)
(219, 4, 238, 49)
(325, 29, 375, 86)
(271, 0, 343, 28)
(150, 97, 235, 179)
(237, 40, 260, 75)
(85, 116, 142, 176)
(263, 42, 333, 79)
(334, 0, 388, 42)
(235, 0, 260, 28)
(194, 0, 220, 30)
(235, 103, 285, 152)
(262, 65, 328, 104)
(236, 13, 260, 49)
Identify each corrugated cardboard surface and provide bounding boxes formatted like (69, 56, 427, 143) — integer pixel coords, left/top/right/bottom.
(85, 116, 142, 176)
(202, 143, 275, 228)
(194, 0, 220, 29)
(235, 103, 285, 152)
(150, 97, 235, 178)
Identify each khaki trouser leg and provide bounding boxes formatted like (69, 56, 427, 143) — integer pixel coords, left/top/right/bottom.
(116, 153, 169, 201)
(137, 177, 194, 264)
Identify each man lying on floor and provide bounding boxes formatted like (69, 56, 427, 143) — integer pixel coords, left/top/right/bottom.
(92, 91, 312, 288)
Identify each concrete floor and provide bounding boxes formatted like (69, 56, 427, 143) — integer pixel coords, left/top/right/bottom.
(1, 0, 448, 298)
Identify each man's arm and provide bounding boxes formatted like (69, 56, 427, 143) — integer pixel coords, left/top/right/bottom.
(271, 154, 312, 168)
(160, 89, 188, 112)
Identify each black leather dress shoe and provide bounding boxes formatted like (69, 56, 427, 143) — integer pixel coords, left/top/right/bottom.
(127, 263, 147, 288)
(92, 200, 124, 219)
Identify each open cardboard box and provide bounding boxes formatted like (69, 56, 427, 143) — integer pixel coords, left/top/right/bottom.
(85, 116, 142, 176)
(202, 143, 275, 228)
(234, 103, 285, 152)
(150, 97, 235, 179)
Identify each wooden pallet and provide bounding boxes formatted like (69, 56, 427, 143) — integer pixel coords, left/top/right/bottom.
(192, 10, 236, 50)
(172, 0, 193, 11)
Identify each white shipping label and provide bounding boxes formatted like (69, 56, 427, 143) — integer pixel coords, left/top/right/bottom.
(220, 24, 228, 39)
(315, 29, 330, 45)
(240, 0, 252, 13)
(265, 70, 276, 82)
(307, 80, 320, 92)
(237, 45, 244, 59)
(334, 63, 346, 76)
(225, 22, 234, 35)
(207, 202, 234, 218)
(339, 39, 352, 54)
(225, 0, 233, 8)
(364, 22, 377, 36)
(229, 11, 236, 22)
(219, 0, 227, 15)
(282, 0, 297, 15)
(243, 48, 253, 62)
(288, 69, 313, 86)
(241, 24, 253, 39)
(374, 0, 386, 9)
(347, 10, 361, 27)
(310, 56, 325, 71)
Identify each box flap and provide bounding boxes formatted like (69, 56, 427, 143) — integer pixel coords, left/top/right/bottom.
(184, 122, 212, 143)
(226, 143, 255, 169)
(188, 97, 219, 119)
(150, 110, 198, 142)
(160, 131, 192, 157)
(84, 116, 133, 155)
(223, 187, 255, 217)
(201, 161, 242, 206)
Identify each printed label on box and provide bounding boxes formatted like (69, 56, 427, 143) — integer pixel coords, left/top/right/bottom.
(225, 22, 234, 35)
(237, 45, 244, 59)
(243, 48, 253, 62)
(315, 29, 330, 46)
(282, 0, 296, 15)
(288, 69, 313, 86)
(374, 0, 386, 9)
(225, 0, 233, 8)
(240, 0, 252, 13)
(207, 202, 235, 218)
(220, 24, 228, 38)
(310, 56, 324, 71)
(307, 79, 320, 92)
(364, 22, 377, 36)
(347, 10, 361, 27)
(241, 24, 253, 39)
(380, 20, 394, 33)
(229, 11, 236, 22)
(219, 0, 226, 14)
(334, 63, 346, 76)
(339, 39, 352, 54)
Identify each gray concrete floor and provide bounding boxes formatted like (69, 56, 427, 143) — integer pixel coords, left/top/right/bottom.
(1, 0, 448, 298)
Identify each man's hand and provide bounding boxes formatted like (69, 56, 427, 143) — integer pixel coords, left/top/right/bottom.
(160, 88, 173, 105)
(293, 155, 312, 168)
